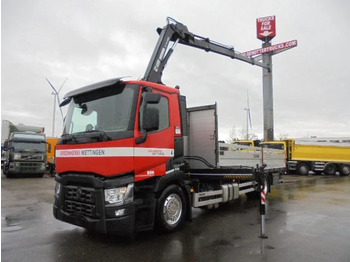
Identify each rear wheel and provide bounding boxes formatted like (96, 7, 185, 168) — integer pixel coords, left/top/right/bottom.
(156, 185, 186, 233)
(339, 165, 350, 176)
(324, 164, 337, 176)
(297, 163, 310, 175)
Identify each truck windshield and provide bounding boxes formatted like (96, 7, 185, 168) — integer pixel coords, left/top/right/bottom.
(12, 142, 46, 153)
(62, 84, 138, 140)
(233, 142, 252, 146)
(262, 144, 285, 150)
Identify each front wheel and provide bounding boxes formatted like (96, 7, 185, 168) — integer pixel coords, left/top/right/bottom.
(156, 185, 187, 233)
(3, 166, 13, 178)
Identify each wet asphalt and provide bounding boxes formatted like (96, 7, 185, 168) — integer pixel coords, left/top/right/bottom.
(1, 173, 350, 262)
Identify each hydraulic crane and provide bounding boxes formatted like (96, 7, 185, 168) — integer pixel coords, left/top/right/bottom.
(144, 17, 270, 84)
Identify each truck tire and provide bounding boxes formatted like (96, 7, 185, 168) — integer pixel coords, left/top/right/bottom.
(324, 164, 337, 176)
(297, 163, 310, 175)
(156, 185, 187, 233)
(3, 166, 12, 178)
(339, 165, 350, 176)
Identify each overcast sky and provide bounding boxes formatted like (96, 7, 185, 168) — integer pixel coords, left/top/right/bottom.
(2, 0, 350, 141)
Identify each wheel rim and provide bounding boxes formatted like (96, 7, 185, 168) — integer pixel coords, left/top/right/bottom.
(163, 193, 182, 226)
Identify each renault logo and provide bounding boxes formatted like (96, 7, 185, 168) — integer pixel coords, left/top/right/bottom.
(76, 188, 82, 199)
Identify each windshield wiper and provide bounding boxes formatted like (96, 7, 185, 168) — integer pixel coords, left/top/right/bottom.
(15, 149, 27, 153)
(85, 130, 112, 141)
(60, 134, 78, 144)
(33, 150, 45, 153)
(60, 130, 112, 144)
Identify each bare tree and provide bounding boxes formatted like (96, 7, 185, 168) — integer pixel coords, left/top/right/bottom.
(277, 133, 289, 140)
(227, 125, 258, 143)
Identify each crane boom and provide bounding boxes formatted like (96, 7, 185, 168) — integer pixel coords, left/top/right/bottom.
(143, 17, 270, 84)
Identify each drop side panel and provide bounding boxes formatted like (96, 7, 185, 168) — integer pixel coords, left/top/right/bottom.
(186, 104, 218, 169)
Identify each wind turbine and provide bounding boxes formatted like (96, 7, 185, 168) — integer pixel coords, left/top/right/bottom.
(46, 78, 68, 137)
(244, 90, 253, 140)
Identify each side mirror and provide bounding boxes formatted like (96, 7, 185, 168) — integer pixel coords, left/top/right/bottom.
(3, 140, 9, 151)
(144, 93, 161, 104)
(143, 107, 159, 132)
(135, 92, 161, 144)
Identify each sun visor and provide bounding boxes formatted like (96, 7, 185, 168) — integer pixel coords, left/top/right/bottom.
(62, 77, 124, 101)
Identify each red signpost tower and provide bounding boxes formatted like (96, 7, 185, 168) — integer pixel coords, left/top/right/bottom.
(258, 15, 276, 142)
(242, 16, 297, 141)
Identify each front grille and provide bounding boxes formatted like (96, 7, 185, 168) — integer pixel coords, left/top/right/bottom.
(64, 185, 98, 218)
(18, 162, 42, 172)
(65, 200, 95, 217)
(65, 186, 95, 203)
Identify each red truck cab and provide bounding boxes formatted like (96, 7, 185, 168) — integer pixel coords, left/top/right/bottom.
(54, 78, 190, 235)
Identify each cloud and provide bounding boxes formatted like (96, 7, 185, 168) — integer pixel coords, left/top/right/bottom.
(2, 0, 350, 139)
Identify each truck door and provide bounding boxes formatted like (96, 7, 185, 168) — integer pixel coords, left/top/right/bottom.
(134, 90, 174, 181)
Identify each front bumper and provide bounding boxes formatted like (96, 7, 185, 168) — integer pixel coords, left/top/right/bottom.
(7, 161, 46, 174)
(53, 173, 136, 236)
(53, 201, 135, 236)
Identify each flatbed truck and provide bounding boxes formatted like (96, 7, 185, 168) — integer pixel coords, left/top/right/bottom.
(219, 142, 286, 175)
(53, 18, 283, 236)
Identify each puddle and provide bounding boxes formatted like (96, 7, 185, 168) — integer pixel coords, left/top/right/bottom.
(2, 225, 22, 232)
(2, 216, 23, 232)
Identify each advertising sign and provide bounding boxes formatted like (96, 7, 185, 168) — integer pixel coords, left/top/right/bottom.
(241, 40, 298, 57)
(257, 16, 276, 40)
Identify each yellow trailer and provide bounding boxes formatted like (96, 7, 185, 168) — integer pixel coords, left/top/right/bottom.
(262, 139, 350, 176)
(46, 137, 59, 174)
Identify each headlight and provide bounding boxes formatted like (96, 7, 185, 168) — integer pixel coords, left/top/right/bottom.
(104, 183, 134, 206)
(55, 183, 61, 198)
(14, 153, 21, 160)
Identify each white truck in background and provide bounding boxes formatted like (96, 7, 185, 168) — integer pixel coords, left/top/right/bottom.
(2, 120, 47, 177)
